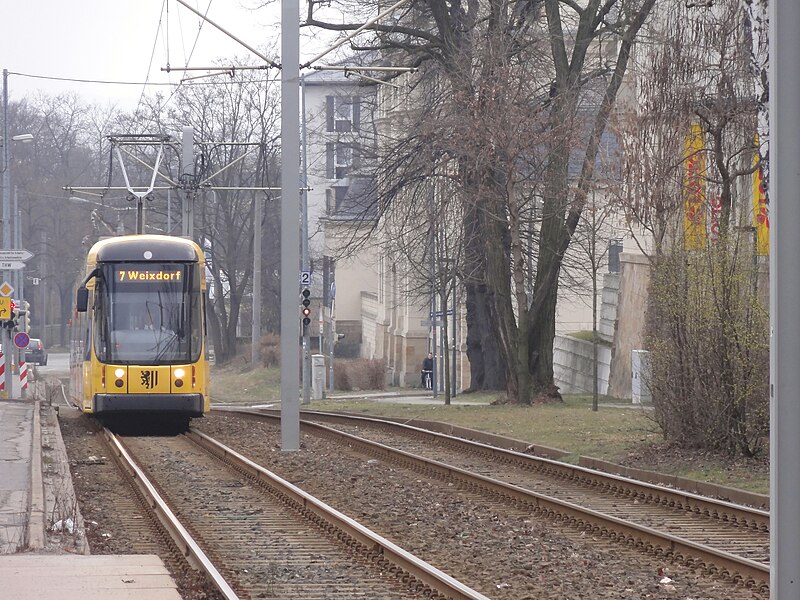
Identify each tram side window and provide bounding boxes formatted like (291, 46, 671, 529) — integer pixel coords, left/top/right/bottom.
(83, 301, 92, 361)
(190, 289, 201, 356)
(93, 284, 109, 360)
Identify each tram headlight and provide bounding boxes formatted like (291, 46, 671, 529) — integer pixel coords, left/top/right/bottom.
(114, 368, 125, 378)
(173, 367, 185, 389)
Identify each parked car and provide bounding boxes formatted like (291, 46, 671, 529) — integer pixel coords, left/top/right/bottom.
(26, 338, 47, 366)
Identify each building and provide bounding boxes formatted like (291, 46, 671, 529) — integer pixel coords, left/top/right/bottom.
(302, 69, 380, 358)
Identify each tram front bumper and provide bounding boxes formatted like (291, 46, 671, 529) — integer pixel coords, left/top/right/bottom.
(93, 393, 204, 416)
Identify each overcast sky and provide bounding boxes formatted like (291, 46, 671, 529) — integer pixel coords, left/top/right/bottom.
(1, 0, 290, 110)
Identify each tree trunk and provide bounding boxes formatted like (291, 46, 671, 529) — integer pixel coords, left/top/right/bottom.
(528, 118, 570, 399)
(462, 191, 505, 392)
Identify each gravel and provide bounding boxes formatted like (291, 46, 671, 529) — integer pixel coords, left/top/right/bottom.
(195, 412, 767, 600)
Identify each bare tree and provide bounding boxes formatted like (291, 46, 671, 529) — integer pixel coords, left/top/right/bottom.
(11, 94, 110, 346)
(153, 70, 281, 364)
(304, 0, 655, 403)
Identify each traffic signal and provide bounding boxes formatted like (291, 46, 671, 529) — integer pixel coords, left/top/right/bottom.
(3, 305, 17, 329)
(301, 288, 311, 328)
(21, 301, 30, 333)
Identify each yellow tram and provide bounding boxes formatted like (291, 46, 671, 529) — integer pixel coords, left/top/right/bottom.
(69, 235, 210, 420)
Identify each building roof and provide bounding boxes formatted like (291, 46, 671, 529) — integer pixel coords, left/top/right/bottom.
(327, 176, 379, 222)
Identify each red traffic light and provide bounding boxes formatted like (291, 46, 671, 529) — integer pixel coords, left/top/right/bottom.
(9, 300, 15, 311)
(302, 306, 311, 317)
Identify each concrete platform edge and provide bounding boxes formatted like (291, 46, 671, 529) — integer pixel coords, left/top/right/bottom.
(47, 402, 91, 554)
(27, 400, 45, 549)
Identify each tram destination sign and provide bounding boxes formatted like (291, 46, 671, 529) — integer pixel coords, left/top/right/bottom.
(0, 249, 33, 262)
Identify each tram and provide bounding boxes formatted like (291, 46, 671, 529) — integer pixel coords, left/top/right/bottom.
(69, 235, 210, 420)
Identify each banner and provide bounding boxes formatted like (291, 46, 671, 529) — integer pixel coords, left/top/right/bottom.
(753, 140, 769, 256)
(683, 123, 707, 250)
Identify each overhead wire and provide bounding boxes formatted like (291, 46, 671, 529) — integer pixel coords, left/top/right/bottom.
(8, 71, 280, 86)
(187, 1, 213, 66)
(166, 0, 171, 68)
(8, 71, 178, 86)
(135, 0, 168, 114)
(158, 0, 215, 111)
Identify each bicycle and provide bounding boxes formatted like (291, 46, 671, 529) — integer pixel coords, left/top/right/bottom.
(421, 369, 432, 390)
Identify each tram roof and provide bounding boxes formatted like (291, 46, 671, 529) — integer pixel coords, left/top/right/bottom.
(86, 235, 202, 266)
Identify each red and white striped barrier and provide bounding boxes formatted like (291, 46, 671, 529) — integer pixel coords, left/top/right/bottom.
(0, 352, 5, 391)
(19, 358, 27, 391)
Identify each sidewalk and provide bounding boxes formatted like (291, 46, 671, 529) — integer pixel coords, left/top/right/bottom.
(325, 389, 490, 405)
(0, 400, 36, 553)
(0, 394, 182, 599)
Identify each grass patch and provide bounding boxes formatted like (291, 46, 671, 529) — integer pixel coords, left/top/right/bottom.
(312, 394, 659, 464)
(211, 362, 281, 404)
(210, 363, 768, 494)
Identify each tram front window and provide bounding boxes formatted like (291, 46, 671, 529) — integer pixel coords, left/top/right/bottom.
(94, 263, 201, 364)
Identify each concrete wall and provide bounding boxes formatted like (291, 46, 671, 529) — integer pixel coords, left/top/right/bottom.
(325, 222, 380, 323)
(360, 291, 378, 359)
(598, 273, 620, 343)
(553, 335, 611, 395)
(608, 253, 651, 399)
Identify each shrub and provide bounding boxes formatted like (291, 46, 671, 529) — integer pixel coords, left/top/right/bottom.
(333, 358, 386, 391)
(646, 247, 768, 457)
(259, 334, 281, 368)
(333, 361, 351, 391)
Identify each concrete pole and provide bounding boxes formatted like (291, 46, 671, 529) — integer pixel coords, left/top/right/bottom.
(2, 69, 9, 260)
(280, 0, 301, 450)
(2, 69, 12, 399)
(452, 274, 457, 397)
(40, 230, 46, 345)
(301, 75, 311, 404)
(15, 186, 24, 398)
(251, 194, 262, 366)
(770, 2, 800, 595)
(181, 127, 195, 238)
(428, 181, 438, 398)
(15, 188, 23, 313)
(13, 186, 18, 295)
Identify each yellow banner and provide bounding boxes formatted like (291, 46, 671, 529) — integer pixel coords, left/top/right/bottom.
(683, 123, 706, 250)
(753, 142, 769, 256)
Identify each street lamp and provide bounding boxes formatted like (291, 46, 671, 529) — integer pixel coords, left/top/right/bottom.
(2, 133, 34, 248)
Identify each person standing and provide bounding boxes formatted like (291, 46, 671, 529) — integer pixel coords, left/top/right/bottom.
(421, 352, 434, 389)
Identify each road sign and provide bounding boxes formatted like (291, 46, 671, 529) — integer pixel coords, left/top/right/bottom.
(0, 282, 13, 297)
(300, 271, 311, 286)
(420, 319, 444, 327)
(0, 261, 25, 271)
(0, 250, 32, 262)
(14, 332, 29, 349)
(0, 297, 9, 320)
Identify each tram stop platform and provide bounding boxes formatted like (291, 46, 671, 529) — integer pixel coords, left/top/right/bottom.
(0, 554, 181, 599)
(0, 397, 181, 599)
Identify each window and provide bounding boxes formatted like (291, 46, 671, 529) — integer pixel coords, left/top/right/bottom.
(326, 95, 361, 132)
(326, 142, 355, 179)
(326, 189, 335, 215)
(93, 263, 201, 364)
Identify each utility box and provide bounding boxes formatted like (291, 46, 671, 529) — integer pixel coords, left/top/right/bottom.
(631, 349, 651, 404)
(312, 354, 326, 400)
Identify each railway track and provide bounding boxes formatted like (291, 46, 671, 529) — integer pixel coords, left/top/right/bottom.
(217, 408, 769, 594)
(101, 426, 489, 599)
